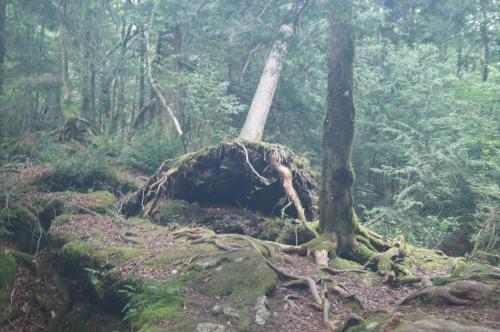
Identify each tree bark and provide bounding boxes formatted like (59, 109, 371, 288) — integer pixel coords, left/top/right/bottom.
(319, 0, 357, 254)
(81, 8, 91, 120)
(0, 0, 6, 96)
(479, 0, 489, 82)
(138, 31, 145, 111)
(145, 0, 189, 153)
(238, 23, 292, 142)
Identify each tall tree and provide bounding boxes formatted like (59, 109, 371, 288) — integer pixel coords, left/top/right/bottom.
(0, 0, 6, 96)
(238, 20, 293, 142)
(319, 0, 357, 254)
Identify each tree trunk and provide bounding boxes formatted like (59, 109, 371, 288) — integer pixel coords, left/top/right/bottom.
(479, 0, 489, 82)
(319, 0, 357, 254)
(238, 23, 292, 142)
(0, 0, 6, 96)
(145, 0, 189, 153)
(138, 32, 145, 111)
(81, 6, 92, 119)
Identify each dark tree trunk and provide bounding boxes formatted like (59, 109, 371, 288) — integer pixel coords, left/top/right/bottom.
(90, 61, 96, 126)
(479, 0, 489, 82)
(0, 0, 7, 96)
(81, 6, 92, 119)
(319, 0, 357, 254)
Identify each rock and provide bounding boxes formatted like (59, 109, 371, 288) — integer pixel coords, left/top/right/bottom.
(196, 323, 226, 332)
(212, 304, 240, 320)
(366, 321, 379, 330)
(255, 296, 271, 326)
(196, 260, 219, 270)
(39, 198, 65, 229)
(398, 318, 496, 332)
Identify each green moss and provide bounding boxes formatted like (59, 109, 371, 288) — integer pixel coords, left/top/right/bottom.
(39, 198, 65, 229)
(151, 199, 203, 226)
(147, 242, 217, 267)
(88, 191, 117, 213)
(304, 233, 338, 257)
(329, 257, 363, 269)
(62, 241, 94, 260)
(376, 254, 393, 275)
(276, 221, 318, 245)
(0, 249, 16, 311)
(52, 213, 73, 227)
(399, 246, 456, 275)
(193, 251, 277, 303)
(347, 243, 375, 264)
(36, 156, 137, 195)
(1, 205, 43, 252)
(93, 247, 146, 266)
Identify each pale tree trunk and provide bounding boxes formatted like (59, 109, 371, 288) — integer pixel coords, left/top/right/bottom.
(319, 0, 357, 255)
(238, 23, 293, 142)
(145, 0, 189, 153)
(0, 0, 6, 96)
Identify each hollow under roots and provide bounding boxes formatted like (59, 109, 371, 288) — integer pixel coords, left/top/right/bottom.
(120, 141, 318, 222)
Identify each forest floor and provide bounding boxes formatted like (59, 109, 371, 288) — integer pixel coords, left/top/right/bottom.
(1, 163, 499, 332)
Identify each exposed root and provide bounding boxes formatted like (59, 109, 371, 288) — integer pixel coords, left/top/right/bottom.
(235, 142, 271, 185)
(314, 249, 329, 267)
(324, 277, 365, 311)
(320, 266, 367, 275)
(362, 235, 411, 282)
(270, 153, 319, 239)
(400, 280, 494, 305)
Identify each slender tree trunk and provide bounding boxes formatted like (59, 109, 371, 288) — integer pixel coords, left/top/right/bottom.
(81, 6, 92, 119)
(138, 31, 145, 111)
(479, 0, 489, 82)
(145, 0, 189, 152)
(99, 74, 111, 133)
(319, 0, 357, 254)
(90, 61, 96, 125)
(0, 0, 6, 96)
(238, 23, 293, 142)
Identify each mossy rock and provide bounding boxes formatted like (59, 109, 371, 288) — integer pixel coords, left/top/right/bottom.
(39, 197, 65, 229)
(147, 242, 218, 267)
(36, 160, 137, 195)
(0, 205, 44, 252)
(399, 246, 457, 275)
(192, 250, 277, 302)
(93, 247, 146, 267)
(151, 199, 204, 226)
(52, 213, 73, 227)
(275, 220, 317, 245)
(0, 249, 16, 312)
(396, 318, 497, 332)
(88, 191, 117, 213)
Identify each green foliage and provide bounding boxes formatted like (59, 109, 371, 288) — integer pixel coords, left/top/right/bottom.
(0, 249, 16, 312)
(119, 279, 183, 326)
(0, 205, 42, 252)
(37, 150, 136, 195)
(120, 129, 182, 174)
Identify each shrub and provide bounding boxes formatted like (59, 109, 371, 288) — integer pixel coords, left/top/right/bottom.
(120, 129, 182, 174)
(36, 151, 136, 195)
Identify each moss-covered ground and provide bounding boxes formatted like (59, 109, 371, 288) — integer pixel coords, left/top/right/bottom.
(1, 160, 498, 332)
